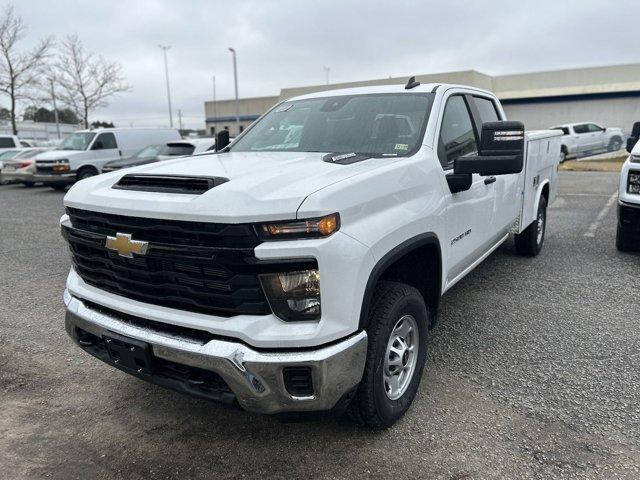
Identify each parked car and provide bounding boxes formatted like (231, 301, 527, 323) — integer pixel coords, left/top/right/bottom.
(0, 148, 51, 186)
(156, 138, 217, 159)
(102, 141, 210, 173)
(0, 149, 25, 184)
(0, 134, 31, 153)
(617, 122, 640, 251)
(60, 82, 561, 427)
(550, 123, 624, 162)
(33, 128, 181, 190)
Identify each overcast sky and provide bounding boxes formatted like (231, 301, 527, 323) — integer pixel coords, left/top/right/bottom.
(10, 0, 640, 129)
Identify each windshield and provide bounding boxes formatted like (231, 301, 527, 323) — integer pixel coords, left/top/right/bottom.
(58, 132, 96, 151)
(132, 145, 165, 159)
(229, 93, 432, 156)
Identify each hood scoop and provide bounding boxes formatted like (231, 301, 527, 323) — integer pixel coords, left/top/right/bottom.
(113, 174, 229, 195)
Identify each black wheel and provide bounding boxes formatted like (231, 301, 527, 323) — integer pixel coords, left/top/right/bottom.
(77, 167, 97, 181)
(23, 181, 35, 188)
(616, 225, 634, 252)
(348, 281, 429, 428)
(559, 148, 567, 163)
(50, 183, 67, 191)
(515, 196, 547, 256)
(608, 137, 622, 152)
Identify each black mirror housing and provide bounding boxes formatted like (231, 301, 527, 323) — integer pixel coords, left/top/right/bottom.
(215, 130, 230, 151)
(454, 121, 525, 176)
(626, 136, 637, 154)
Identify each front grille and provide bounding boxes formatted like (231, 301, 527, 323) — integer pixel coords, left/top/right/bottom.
(63, 207, 272, 316)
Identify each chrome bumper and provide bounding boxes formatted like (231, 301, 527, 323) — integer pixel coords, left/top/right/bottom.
(33, 172, 75, 184)
(64, 291, 367, 414)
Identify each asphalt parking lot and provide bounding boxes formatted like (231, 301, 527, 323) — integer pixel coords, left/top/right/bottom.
(1, 171, 638, 479)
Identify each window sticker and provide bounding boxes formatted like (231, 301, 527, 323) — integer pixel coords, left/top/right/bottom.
(394, 143, 409, 151)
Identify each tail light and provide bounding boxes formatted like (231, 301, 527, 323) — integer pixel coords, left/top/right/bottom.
(19, 160, 33, 169)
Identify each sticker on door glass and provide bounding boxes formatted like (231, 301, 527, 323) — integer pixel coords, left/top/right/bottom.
(394, 143, 409, 151)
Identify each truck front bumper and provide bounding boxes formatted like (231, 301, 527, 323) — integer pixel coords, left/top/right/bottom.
(618, 200, 640, 235)
(33, 172, 75, 184)
(64, 291, 367, 415)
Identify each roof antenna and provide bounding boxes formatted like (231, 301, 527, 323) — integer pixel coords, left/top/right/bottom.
(405, 76, 420, 90)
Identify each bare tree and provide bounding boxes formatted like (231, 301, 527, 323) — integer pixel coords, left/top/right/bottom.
(55, 35, 129, 128)
(0, 6, 52, 134)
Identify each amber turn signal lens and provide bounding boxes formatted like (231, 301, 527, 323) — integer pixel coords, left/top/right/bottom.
(258, 213, 340, 240)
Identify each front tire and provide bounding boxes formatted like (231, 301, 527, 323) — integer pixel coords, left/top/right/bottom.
(616, 225, 634, 252)
(515, 196, 547, 256)
(23, 181, 35, 188)
(348, 281, 429, 428)
(608, 137, 622, 152)
(50, 183, 67, 191)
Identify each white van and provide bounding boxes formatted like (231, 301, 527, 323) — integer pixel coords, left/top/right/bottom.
(33, 128, 181, 190)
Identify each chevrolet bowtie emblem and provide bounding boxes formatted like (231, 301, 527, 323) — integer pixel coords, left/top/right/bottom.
(105, 233, 149, 258)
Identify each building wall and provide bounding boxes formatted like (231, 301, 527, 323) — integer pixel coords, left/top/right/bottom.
(202, 64, 640, 138)
(0, 121, 79, 142)
(502, 93, 640, 133)
(204, 96, 278, 135)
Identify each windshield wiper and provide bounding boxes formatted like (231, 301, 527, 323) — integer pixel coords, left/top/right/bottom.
(322, 152, 392, 165)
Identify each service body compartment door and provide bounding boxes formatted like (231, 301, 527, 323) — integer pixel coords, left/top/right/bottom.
(519, 130, 562, 232)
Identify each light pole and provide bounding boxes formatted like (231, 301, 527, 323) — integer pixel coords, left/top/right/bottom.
(228, 47, 240, 133)
(323, 66, 330, 85)
(212, 75, 217, 134)
(158, 45, 173, 128)
(49, 77, 61, 139)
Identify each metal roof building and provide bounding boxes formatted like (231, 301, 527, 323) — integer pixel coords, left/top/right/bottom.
(204, 63, 640, 135)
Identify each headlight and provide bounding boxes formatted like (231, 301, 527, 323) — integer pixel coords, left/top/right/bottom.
(630, 155, 640, 163)
(52, 159, 70, 172)
(257, 213, 339, 240)
(628, 171, 640, 194)
(259, 269, 321, 321)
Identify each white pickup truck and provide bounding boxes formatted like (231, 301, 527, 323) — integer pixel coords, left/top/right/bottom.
(550, 122, 623, 162)
(60, 81, 561, 427)
(617, 122, 640, 251)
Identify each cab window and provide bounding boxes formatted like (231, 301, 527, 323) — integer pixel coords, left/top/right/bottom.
(573, 124, 589, 134)
(92, 132, 118, 150)
(438, 95, 478, 169)
(587, 123, 603, 132)
(473, 96, 501, 123)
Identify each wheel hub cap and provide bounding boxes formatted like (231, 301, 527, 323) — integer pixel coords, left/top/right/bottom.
(536, 210, 545, 245)
(383, 314, 419, 400)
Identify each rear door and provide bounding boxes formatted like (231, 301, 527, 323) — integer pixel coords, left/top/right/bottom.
(90, 132, 121, 170)
(437, 93, 496, 283)
(468, 95, 520, 234)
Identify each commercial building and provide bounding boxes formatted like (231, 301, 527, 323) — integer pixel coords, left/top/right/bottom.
(204, 63, 640, 136)
(0, 120, 79, 143)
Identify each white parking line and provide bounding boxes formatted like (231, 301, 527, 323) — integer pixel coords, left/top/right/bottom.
(584, 192, 618, 238)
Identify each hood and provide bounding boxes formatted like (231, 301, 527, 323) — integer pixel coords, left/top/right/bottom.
(64, 151, 389, 223)
(36, 149, 83, 160)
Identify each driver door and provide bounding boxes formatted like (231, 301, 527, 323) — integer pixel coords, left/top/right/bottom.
(90, 132, 121, 171)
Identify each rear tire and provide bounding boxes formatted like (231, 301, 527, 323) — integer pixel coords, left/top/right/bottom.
(347, 281, 429, 428)
(616, 225, 634, 252)
(515, 196, 547, 256)
(559, 148, 567, 163)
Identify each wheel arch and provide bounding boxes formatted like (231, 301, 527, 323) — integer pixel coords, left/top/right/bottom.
(359, 233, 442, 330)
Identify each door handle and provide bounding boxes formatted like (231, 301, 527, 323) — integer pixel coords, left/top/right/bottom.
(484, 176, 496, 185)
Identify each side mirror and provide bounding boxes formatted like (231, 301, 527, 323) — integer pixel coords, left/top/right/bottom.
(454, 121, 525, 176)
(92, 141, 104, 150)
(626, 136, 637, 154)
(215, 130, 230, 151)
